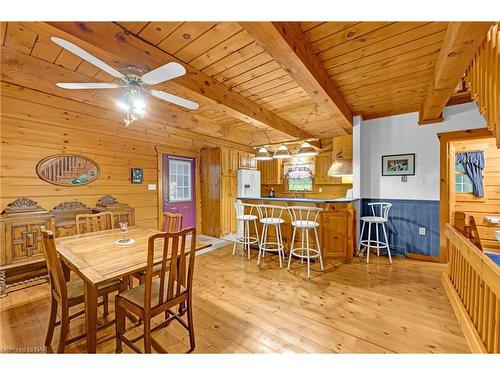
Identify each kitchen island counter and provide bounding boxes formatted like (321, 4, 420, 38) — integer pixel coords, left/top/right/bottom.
(237, 196, 355, 262)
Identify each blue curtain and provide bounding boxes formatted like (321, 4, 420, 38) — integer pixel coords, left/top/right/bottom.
(456, 151, 485, 197)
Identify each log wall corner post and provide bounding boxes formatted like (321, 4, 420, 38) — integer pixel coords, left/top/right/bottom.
(419, 22, 493, 125)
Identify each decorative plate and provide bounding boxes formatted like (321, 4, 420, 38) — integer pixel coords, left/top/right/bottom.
(114, 238, 136, 246)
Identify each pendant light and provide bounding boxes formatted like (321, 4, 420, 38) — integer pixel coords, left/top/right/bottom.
(297, 141, 318, 157)
(273, 144, 293, 159)
(254, 146, 273, 161)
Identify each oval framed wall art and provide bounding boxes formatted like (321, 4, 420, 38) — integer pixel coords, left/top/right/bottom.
(36, 154, 100, 186)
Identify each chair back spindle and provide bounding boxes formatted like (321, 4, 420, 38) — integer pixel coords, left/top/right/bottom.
(368, 202, 392, 220)
(287, 206, 322, 225)
(75, 212, 114, 234)
(468, 216, 483, 251)
(144, 228, 196, 311)
(41, 230, 68, 303)
(256, 204, 286, 221)
(163, 212, 183, 233)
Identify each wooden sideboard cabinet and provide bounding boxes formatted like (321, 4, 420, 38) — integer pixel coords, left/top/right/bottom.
(0, 198, 55, 286)
(51, 200, 93, 237)
(93, 194, 135, 227)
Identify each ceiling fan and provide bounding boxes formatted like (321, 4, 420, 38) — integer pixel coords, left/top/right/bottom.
(51, 37, 199, 126)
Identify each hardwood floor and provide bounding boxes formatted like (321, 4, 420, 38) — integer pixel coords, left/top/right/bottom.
(0, 245, 469, 353)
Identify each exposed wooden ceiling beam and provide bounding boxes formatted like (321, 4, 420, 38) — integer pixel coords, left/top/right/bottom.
(0, 45, 257, 151)
(419, 22, 492, 125)
(240, 22, 353, 135)
(31, 22, 313, 140)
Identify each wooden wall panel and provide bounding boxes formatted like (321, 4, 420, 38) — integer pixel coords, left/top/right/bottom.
(0, 91, 244, 231)
(451, 138, 500, 252)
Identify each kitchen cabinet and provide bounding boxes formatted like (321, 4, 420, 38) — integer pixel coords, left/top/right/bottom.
(221, 148, 239, 176)
(257, 158, 282, 185)
(201, 147, 239, 239)
(315, 152, 340, 185)
(239, 152, 257, 169)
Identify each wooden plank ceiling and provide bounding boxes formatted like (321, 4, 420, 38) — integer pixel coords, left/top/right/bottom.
(1, 21, 477, 147)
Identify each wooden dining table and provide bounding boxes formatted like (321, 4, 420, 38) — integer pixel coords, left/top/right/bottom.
(55, 226, 211, 353)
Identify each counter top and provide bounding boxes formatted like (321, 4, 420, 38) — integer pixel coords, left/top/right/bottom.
(237, 196, 356, 203)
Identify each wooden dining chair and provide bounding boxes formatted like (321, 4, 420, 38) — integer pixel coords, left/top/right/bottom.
(75, 211, 116, 313)
(75, 212, 114, 234)
(130, 212, 184, 285)
(453, 211, 467, 235)
(163, 211, 183, 232)
(468, 216, 483, 251)
(115, 227, 197, 353)
(41, 229, 122, 353)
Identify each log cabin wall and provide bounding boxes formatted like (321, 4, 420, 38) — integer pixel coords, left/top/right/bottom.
(451, 137, 500, 252)
(0, 83, 247, 230)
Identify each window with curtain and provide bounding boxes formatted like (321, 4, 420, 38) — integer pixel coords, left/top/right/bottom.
(284, 162, 314, 191)
(455, 151, 485, 197)
(455, 163, 474, 193)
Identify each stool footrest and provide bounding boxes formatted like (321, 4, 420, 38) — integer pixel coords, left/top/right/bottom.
(235, 237, 259, 246)
(260, 242, 284, 252)
(289, 247, 321, 259)
(360, 239, 389, 249)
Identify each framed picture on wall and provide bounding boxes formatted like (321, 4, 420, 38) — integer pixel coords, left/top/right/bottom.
(130, 167, 144, 184)
(382, 153, 415, 176)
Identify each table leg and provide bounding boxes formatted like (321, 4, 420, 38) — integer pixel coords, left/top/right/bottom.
(84, 281, 98, 353)
(61, 262, 71, 282)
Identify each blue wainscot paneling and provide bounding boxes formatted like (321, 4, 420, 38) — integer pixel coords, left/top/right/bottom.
(360, 198, 440, 257)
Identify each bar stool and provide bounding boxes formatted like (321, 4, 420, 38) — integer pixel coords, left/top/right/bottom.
(256, 204, 287, 267)
(232, 202, 260, 259)
(287, 206, 324, 278)
(358, 202, 392, 264)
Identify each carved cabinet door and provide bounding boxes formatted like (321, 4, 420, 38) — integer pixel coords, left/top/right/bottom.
(5, 220, 48, 265)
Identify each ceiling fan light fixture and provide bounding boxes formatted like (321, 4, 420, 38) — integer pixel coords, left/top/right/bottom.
(116, 100, 130, 112)
(297, 141, 318, 157)
(254, 147, 273, 161)
(273, 144, 293, 159)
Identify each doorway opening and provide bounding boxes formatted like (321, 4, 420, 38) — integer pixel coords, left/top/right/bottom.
(438, 128, 497, 262)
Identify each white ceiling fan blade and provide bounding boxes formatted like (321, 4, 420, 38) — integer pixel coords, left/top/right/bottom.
(141, 62, 186, 85)
(56, 83, 121, 89)
(151, 90, 199, 110)
(51, 37, 125, 79)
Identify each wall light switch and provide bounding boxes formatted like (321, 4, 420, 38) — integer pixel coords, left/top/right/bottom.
(419, 227, 426, 236)
(147, 184, 157, 191)
(319, 187, 323, 193)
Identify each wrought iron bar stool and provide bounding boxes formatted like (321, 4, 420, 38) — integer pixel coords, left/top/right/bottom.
(256, 204, 287, 267)
(232, 201, 260, 259)
(287, 206, 324, 278)
(358, 202, 393, 263)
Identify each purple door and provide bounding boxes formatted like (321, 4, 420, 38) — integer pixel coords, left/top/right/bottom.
(162, 154, 196, 229)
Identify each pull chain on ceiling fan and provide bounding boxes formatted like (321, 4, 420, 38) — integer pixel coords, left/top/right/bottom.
(51, 37, 199, 126)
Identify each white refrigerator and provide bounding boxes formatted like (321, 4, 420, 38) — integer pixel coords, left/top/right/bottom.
(237, 169, 261, 198)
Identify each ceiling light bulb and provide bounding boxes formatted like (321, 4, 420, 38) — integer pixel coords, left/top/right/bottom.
(133, 98, 146, 109)
(297, 141, 318, 157)
(133, 107, 145, 116)
(273, 144, 293, 159)
(116, 100, 130, 112)
(254, 147, 273, 161)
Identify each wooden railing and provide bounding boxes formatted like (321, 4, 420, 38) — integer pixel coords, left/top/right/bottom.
(465, 23, 500, 148)
(444, 224, 500, 353)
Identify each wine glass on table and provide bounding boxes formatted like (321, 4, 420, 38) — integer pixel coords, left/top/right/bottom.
(119, 221, 128, 243)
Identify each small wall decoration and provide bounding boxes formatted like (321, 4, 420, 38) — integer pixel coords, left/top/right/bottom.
(131, 168, 144, 184)
(36, 154, 99, 186)
(382, 153, 415, 176)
